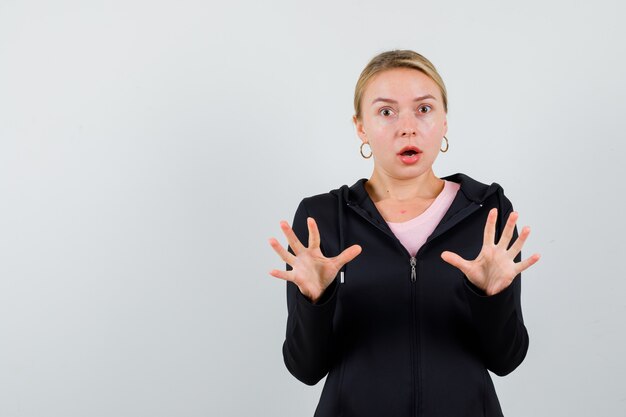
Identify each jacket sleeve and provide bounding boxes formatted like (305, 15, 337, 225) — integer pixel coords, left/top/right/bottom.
(282, 199, 339, 385)
(463, 193, 529, 377)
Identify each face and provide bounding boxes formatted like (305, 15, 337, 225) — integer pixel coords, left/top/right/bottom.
(353, 67, 448, 180)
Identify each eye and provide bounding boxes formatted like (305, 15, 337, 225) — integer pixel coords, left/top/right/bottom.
(418, 105, 432, 114)
(379, 108, 394, 117)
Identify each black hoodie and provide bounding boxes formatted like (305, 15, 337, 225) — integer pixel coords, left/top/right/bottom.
(282, 173, 528, 417)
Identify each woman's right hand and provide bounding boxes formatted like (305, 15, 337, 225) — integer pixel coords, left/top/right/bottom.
(268, 217, 362, 304)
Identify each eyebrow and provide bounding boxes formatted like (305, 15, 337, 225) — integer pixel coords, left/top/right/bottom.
(371, 95, 437, 105)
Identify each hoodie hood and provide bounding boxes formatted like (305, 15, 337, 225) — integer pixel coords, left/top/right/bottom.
(329, 173, 504, 262)
(331, 173, 502, 207)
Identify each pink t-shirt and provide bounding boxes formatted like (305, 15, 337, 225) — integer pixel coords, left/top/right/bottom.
(386, 180, 461, 257)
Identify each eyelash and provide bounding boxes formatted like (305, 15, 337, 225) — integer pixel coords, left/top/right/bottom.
(379, 105, 432, 117)
(418, 105, 432, 113)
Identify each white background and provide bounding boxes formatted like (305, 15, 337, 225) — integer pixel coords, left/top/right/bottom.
(1, 0, 625, 416)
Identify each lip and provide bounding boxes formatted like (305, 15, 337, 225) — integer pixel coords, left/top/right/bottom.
(397, 145, 422, 156)
(397, 146, 422, 165)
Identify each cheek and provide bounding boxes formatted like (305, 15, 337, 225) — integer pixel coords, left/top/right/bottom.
(369, 140, 392, 157)
(368, 119, 392, 134)
(419, 119, 446, 142)
(361, 118, 385, 139)
(417, 116, 440, 132)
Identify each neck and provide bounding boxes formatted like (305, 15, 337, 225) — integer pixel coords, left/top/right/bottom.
(365, 168, 444, 202)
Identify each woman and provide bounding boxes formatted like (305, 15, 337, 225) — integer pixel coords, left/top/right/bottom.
(268, 50, 540, 417)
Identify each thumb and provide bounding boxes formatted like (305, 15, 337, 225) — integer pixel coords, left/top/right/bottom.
(441, 250, 469, 273)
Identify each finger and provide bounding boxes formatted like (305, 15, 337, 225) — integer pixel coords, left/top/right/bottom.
(269, 268, 295, 282)
(280, 220, 306, 254)
(268, 237, 297, 266)
(497, 211, 519, 249)
(483, 208, 498, 246)
(507, 225, 530, 258)
(307, 217, 321, 249)
(515, 253, 541, 274)
(441, 251, 471, 273)
(334, 244, 362, 267)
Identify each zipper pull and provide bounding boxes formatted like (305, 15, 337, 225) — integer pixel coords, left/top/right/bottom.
(410, 257, 417, 282)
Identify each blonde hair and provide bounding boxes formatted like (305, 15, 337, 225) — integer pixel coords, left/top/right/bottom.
(353, 50, 448, 120)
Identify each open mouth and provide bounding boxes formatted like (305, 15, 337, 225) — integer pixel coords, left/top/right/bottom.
(398, 146, 422, 156)
(398, 146, 422, 165)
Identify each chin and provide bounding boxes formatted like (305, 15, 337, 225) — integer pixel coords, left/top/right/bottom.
(394, 167, 430, 180)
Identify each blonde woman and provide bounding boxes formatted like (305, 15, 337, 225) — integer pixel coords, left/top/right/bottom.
(269, 50, 540, 416)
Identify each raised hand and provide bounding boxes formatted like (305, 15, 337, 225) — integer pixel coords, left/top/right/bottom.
(440, 208, 540, 296)
(269, 217, 362, 303)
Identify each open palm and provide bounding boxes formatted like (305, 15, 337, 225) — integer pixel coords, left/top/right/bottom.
(441, 208, 540, 296)
(269, 217, 362, 303)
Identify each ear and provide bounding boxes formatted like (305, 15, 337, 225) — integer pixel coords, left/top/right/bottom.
(443, 117, 448, 137)
(353, 115, 367, 144)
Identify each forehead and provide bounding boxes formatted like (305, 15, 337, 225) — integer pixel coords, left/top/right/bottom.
(363, 67, 441, 101)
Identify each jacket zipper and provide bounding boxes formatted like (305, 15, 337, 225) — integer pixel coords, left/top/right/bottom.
(346, 201, 483, 416)
(409, 256, 419, 416)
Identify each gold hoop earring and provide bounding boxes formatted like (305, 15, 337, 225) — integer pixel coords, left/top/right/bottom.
(440, 136, 449, 153)
(360, 142, 372, 159)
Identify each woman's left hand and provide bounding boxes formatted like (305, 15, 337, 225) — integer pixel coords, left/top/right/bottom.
(441, 208, 541, 296)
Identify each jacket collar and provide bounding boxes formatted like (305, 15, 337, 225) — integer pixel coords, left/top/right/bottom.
(341, 172, 500, 207)
(329, 173, 502, 252)
(441, 172, 501, 204)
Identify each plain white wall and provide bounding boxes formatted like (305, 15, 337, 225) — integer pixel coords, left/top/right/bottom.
(1, 0, 624, 416)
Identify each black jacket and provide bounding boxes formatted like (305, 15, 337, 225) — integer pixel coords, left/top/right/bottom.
(282, 173, 529, 417)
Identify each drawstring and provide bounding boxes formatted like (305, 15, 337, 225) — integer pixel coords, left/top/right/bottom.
(338, 185, 349, 275)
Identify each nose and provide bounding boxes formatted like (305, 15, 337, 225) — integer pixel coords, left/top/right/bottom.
(400, 127, 417, 137)
(398, 114, 417, 137)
